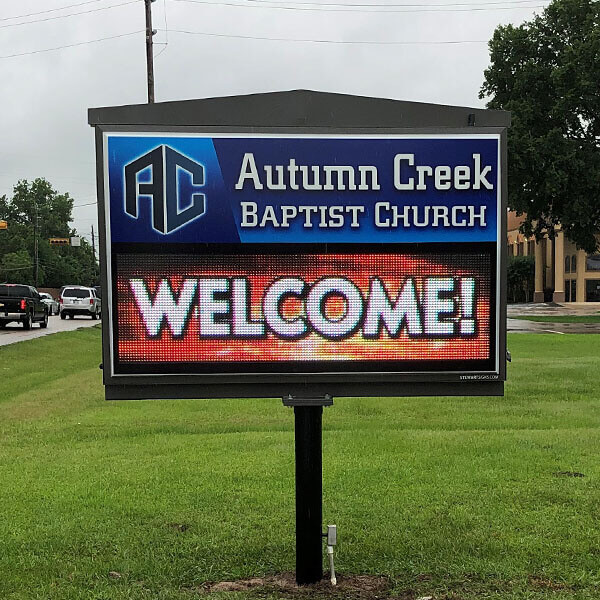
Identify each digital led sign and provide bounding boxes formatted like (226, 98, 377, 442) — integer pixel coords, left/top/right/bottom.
(94, 128, 506, 398)
(115, 250, 492, 371)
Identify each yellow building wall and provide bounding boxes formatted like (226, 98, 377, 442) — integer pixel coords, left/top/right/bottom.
(507, 225, 600, 303)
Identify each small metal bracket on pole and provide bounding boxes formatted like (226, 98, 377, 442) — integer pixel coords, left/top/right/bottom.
(282, 395, 333, 585)
(282, 394, 333, 407)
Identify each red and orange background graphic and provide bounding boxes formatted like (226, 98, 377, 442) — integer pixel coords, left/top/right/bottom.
(115, 253, 491, 364)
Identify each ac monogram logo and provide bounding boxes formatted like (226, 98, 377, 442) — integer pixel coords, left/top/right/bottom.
(124, 145, 206, 234)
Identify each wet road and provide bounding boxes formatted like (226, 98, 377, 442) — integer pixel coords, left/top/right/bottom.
(507, 318, 600, 334)
(0, 315, 100, 347)
(507, 302, 600, 334)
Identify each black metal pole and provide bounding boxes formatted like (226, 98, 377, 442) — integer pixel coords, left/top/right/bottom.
(294, 405, 323, 584)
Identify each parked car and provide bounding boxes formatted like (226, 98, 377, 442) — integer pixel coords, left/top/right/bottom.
(0, 283, 48, 329)
(39, 292, 59, 316)
(60, 286, 101, 319)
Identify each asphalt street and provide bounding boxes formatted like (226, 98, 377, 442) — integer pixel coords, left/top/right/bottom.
(0, 315, 100, 347)
(508, 302, 600, 317)
(508, 302, 600, 334)
(507, 318, 600, 334)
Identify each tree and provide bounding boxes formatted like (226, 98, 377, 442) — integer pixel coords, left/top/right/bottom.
(0, 179, 99, 288)
(507, 255, 535, 303)
(0, 250, 33, 284)
(480, 0, 600, 253)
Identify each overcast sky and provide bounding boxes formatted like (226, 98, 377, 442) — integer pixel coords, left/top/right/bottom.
(0, 0, 546, 249)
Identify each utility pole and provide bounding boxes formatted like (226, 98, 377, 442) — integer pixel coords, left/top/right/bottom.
(144, 0, 156, 103)
(91, 225, 96, 263)
(34, 199, 39, 288)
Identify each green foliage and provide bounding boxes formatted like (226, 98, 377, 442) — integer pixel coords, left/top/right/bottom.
(507, 255, 535, 303)
(0, 249, 33, 283)
(0, 179, 99, 288)
(480, 0, 600, 253)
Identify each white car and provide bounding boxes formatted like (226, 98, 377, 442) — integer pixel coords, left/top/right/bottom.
(60, 286, 101, 320)
(39, 292, 59, 316)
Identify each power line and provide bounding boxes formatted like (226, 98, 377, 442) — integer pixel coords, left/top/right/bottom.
(0, 0, 547, 21)
(0, 30, 143, 60)
(154, 0, 170, 58)
(172, 0, 547, 12)
(0, 0, 542, 62)
(154, 43, 169, 58)
(0, 0, 104, 22)
(0, 0, 139, 30)
(235, 0, 546, 6)
(0, 264, 33, 272)
(164, 27, 488, 43)
(72, 201, 98, 208)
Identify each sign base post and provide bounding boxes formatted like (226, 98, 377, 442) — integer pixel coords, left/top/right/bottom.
(283, 394, 333, 585)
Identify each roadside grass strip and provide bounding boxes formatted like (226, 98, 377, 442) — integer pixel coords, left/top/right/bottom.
(0, 330, 599, 599)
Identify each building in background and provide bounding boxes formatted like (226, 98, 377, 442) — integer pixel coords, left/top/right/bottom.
(507, 212, 600, 303)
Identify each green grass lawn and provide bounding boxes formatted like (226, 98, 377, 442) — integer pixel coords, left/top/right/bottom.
(510, 315, 600, 323)
(1, 328, 600, 599)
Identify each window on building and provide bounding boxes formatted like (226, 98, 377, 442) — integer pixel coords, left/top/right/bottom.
(586, 254, 600, 271)
(586, 279, 600, 302)
(518, 242, 524, 256)
(571, 279, 577, 302)
(507, 245, 513, 257)
(571, 255, 577, 273)
(528, 240, 535, 255)
(565, 280, 570, 302)
(565, 256, 570, 273)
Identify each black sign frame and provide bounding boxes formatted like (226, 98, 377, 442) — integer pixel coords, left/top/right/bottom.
(90, 92, 509, 399)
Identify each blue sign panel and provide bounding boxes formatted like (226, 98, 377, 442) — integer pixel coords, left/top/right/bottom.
(106, 134, 500, 244)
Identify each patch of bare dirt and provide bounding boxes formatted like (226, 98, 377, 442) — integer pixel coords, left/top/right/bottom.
(528, 575, 571, 591)
(195, 572, 580, 599)
(202, 573, 393, 598)
(553, 471, 585, 478)
(168, 522, 191, 532)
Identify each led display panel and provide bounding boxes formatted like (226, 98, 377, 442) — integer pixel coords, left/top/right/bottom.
(114, 249, 493, 373)
(96, 131, 506, 397)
